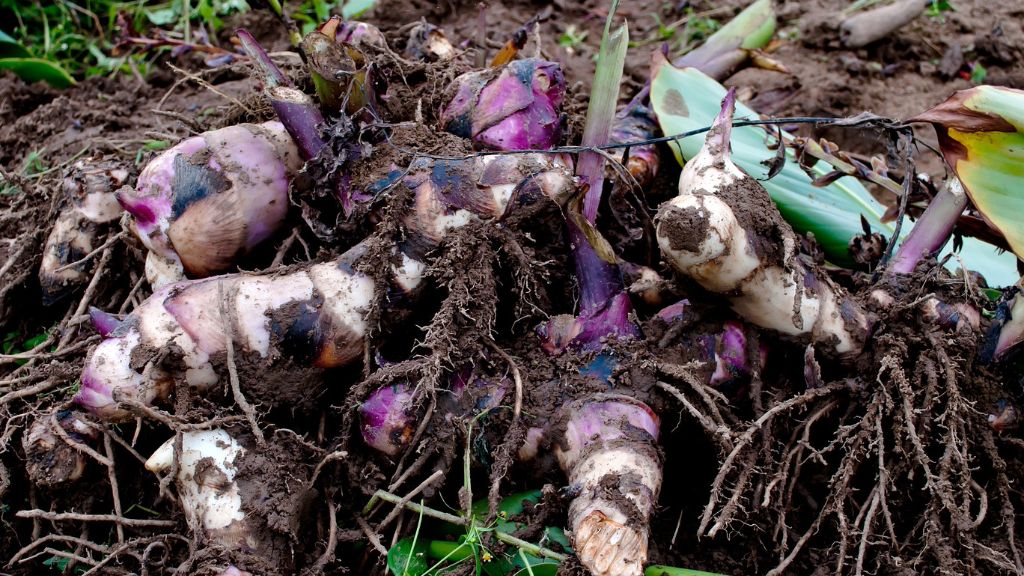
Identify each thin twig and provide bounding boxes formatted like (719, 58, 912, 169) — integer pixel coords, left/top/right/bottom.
(15, 510, 176, 527)
(308, 450, 348, 488)
(103, 434, 125, 543)
(0, 378, 58, 405)
(53, 232, 124, 273)
(356, 516, 389, 556)
(376, 469, 444, 531)
(51, 411, 112, 468)
(486, 341, 523, 421)
(219, 283, 264, 445)
(310, 499, 339, 573)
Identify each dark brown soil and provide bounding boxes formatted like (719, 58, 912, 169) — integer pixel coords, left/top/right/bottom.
(1, 0, 1023, 575)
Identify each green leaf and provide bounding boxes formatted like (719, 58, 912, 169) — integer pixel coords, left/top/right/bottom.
(650, 60, 1018, 286)
(511, 556, 559, 576)
(674, 0, 774, 75)
(387, 538, 430, 576)
(0, 57, 76, 88)
(910, 86, 1024, 262)
(0, 30, 31, 58)
(145, 7, 179, 26)
(645, 566, 729, 576)
(342, 0, 376, 18)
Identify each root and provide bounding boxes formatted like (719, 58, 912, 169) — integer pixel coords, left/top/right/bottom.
(683, 325, 1024, 575)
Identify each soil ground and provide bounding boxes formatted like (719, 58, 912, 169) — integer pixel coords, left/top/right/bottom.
(1, 0, 1023, 575)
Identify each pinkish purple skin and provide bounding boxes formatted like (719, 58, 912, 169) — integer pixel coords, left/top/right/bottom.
(359, 384, 417, 457)
(121, 136, 204, 238)
(75, 286, 176, 420)
(655, 299, 690, 323)
(563, 398, 660, 454)
(335, 21, 387, 47)
(441, 59, 565, 151)
(89, 306, 122, 337)
(710, 321, 748, 386)
(75, 371, 115, 417)
(571, 291, 640, 350)
(119, 122, 297, 275)
(537, 292, 640, 354)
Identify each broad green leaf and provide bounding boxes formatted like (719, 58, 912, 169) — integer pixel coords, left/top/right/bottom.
(387, 537, 430, 576)
(645, 566, 729, 576)
(511, 556, 559, 576)
(650, 59, 1017, 286)
(0, 57, 75, 88)
(909, 86, 1024, 262)
(0, 31, 31, 58)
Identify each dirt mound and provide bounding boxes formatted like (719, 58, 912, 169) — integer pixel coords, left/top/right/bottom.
(1, 1, 1022, 575)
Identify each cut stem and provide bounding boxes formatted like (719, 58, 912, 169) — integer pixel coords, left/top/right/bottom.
(572, 6, 628, 316)
(889, 178, 968, 275)
(237, 28, 326, 160)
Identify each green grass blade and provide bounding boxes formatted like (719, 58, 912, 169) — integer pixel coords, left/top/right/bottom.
(0, 57, 75, 88)
(650, 59, 1017, 285)
(645, 566, 729, 576)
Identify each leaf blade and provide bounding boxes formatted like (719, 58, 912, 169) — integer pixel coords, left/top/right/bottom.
(0, 57, 76, 88)
(910, 85, 1024, 261)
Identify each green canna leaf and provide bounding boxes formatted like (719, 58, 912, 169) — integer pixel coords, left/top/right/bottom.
(909, 86, 1024, 262)
(0, 30, 32, 59)
(387, 537, 430, 576)
(0, 57, 76, 88)
(650, 58, 1017, 286)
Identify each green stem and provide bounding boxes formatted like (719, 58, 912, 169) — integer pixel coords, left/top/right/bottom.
(367, 490, 568, 562)
(402, 499, 426, 576)
(370, 490, 466, 525)
(494, 532, 568, 562)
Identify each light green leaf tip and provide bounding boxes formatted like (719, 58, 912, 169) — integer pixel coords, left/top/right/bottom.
(650, 59, 1017, 286)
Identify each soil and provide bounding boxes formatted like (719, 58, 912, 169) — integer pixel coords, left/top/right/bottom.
(1, 0, 1023, 575)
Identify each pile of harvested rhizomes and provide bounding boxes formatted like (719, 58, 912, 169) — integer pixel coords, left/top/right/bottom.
(1, 2, 1023, 576)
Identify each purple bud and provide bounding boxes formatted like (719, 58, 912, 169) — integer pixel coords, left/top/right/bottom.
(88, 306, 122, 337)
(610, 106, 660, 187)
(441, 59, 565, 151)
(115, 187, 161, 227)
(359, 383, 419, 456)
(124, 122, 301, 281)
(655, 299, 690, 323)
(538, 291, 639, 355)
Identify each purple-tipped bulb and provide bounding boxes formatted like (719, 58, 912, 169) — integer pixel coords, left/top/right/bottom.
(359, 383, 418, 457)
(88, 306, 122, 337)
(122, 121, 302, 287)
(709, 321, 753, 387)
(441, 58, 565, 151)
